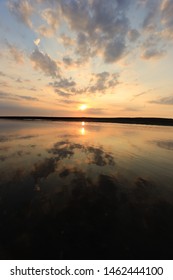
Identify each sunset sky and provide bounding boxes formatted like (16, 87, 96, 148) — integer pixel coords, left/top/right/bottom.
(0, 0, 173, 117)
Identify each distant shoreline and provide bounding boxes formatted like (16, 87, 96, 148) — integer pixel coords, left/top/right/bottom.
(1, 116, 173, 126)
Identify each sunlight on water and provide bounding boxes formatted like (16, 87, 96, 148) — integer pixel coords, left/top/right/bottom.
(1, 120, 173, 259)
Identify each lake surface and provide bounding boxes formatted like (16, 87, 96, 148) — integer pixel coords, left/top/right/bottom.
(0, 120, 173, 259)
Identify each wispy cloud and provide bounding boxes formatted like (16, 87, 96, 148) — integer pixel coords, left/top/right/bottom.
(8, 0, 34, 28)
(7, 42, 24, 64)
(149, 96, 173, 105)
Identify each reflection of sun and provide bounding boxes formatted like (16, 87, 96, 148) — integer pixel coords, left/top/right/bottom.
(79, 104, 87, 111)
(81, 127, 85, 135)
(82, 121, 85, 126)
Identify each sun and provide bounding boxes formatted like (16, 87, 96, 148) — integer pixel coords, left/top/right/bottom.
(79, 104, 87, 111)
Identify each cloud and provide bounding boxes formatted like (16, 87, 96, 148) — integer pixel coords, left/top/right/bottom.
(0, 71, 7, 77)
(58, 99, 81, 105)
(89, 72, 119, 93)
(85, 108, 106, 115)
(50, 78, 77, 97)
(54, 89, 73, 98)
(141, 35, 166, 60)
(60, 34, 75, 47)
(41, 8, 60, 32)
(30, 48, 60, 78)
(51, 78, 76, 89)
(0, 90, 38, 102)
(62, 56, 79, 67)
(141, 48, 165, 60)
(161, 0, 173, 34)
(8, 0, 33, 28)
(149, 96, 173, 105)
(0, 90, 18, 101)
(16, 95, 39, 101)
(128, 29, 140, 42)
(58, 0, 130, 63)
(50, 70, 119, 97)
(37, 25, 55, 37)
(7, 42, 24, 64)
(104, 39, 126, 63)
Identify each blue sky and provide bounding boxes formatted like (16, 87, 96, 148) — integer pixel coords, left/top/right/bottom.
(0, 0, 173, 117)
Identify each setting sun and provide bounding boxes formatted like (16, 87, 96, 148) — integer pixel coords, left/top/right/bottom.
(79, 104, 87, 111)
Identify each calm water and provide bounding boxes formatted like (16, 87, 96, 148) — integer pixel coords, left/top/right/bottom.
(0, 120, 173, 259)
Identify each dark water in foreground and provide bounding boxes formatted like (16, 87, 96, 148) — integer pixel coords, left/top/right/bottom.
(0, 120, 173, 259)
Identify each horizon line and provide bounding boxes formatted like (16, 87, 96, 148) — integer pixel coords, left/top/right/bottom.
(1, 116, 173, 126)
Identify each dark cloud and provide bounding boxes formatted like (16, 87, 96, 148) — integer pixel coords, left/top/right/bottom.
(149, 96, 173, 105)
(63, 56, 74, 66)
(50, 77, 85, 97)
(7, 0, 173, 68)
(128, 29, 140, 42)
(141, 48, 165, 60)
(89, 72, 119, 93)
(62, 56, 80, 67)
(54, 89, 73, 98)
(30, 48, 60, 78)
(51, 78, 76, 89)
(16, 95, 39, 101)
(104, 39, 126, 63)
(58, 0, 130, 63)
(49, 70, 119, 97)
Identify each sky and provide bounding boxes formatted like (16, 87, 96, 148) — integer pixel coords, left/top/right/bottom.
(0, 0, 173, 117)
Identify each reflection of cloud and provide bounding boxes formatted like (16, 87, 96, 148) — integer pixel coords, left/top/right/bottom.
(31, 158, 57, 182)
(0, 155, 8, 162)
(152, 140, 173, 151)
(1, 148, 173, 259)
(0, 134, 37, 143)
(48, 140, 115, 167)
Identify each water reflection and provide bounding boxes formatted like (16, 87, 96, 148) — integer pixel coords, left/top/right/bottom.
(80, 127, 85, 135)
(152, 140, 173, 151)
(0, 120, 173, 259)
